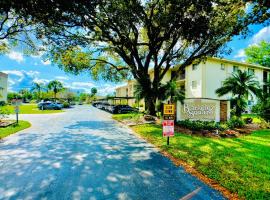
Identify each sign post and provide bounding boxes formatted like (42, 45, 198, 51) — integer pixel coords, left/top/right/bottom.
(163, 104, 175, 145)
(12, 99, 21, 124)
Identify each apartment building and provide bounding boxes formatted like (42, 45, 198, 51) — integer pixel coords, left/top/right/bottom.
(115, 57, 270, 122)
(0, 72, 8, 102)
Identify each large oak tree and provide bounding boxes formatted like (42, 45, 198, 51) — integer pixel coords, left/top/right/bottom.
(3, 0, 270, 115)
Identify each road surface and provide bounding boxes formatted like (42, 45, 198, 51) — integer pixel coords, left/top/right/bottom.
(0, 106, 225, 200)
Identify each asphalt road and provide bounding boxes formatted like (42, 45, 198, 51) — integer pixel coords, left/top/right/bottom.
(0, 106, 225, 200)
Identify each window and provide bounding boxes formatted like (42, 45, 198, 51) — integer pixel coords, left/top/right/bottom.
(233, 65, 239, 72)
(248, 68, 255, 75)
(192, 81, 197, 89)
(192, 64, 198, 70)
(221, 63, 225, 70)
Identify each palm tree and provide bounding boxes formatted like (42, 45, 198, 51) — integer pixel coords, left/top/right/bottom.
(31, 82, 44, 101)
(47, 80, 64, 100)
(216, 70, 261, 117)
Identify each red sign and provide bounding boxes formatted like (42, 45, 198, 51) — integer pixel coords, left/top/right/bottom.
(162, 120, 174, 137)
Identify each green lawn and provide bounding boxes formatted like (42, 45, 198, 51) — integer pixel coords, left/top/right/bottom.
(0, 121, 31, 139)
(2, 104, 64, 114)
(132, 124, 270, 200)
(112, 113, 142, 121)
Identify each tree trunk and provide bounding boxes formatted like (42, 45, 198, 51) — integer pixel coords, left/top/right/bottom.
(145, 95, 157, 116)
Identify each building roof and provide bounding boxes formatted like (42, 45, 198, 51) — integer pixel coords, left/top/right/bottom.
(208, 57, 270, 71)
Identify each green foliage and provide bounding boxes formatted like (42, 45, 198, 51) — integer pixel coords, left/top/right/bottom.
(90, 87, 98, 98)
(216, 70, 261, 117)
(0, 101, 6, 106)
(62, 102, 70, 108)
(159, 81, 185, 103)
(252, 96, 270, 121)
(47, 80, 64, 99)
(132, 124, 270, 199)
(177, 120, 225, 131)
(0, 106, 10, 121)
(6, 0, 263, 115)
(0, 121, 31, 139)
(177, 117, 245, 131)
(245, 40, 270, 67)
(227, 116, 245, 129)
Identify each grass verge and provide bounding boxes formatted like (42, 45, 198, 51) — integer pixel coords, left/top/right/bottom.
(3, 104, 64, 114)
(0, 120, 31, 139)
(112, 113, 142, 121)
(131, 124, 270, 200)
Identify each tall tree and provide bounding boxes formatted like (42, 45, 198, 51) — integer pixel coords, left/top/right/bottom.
(91, 87, 97, 97)
(4, 0, 269, 115)
(47, 80, 63, 100)
(245, 40, 270, 67)
(31, 82, 45, 101)
(216, 70, 261, 117)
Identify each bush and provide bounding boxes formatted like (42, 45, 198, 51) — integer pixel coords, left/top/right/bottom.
(227, 116, 245, 129)
(252, 99, 270, 122)
(177, 120, 222, 131)
(0, 101, 6, 106)
(259, 119, 270, 129)
(0, 107, 10, 121)
(62, 102, 70, 108)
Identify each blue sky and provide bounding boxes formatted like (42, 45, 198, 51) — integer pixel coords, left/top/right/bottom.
(0, 24, 270, 95)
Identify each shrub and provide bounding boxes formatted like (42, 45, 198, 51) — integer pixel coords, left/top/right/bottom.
(177, 120, 222, 131)
(227, 116, 245, 129)
(0, 101, 6, 106)
(259, 119, 270, 129)
(62, 102, 70, 108)
(0, 107, 10, 121)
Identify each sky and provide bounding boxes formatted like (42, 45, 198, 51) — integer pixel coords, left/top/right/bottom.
(0, 24, 270, 95)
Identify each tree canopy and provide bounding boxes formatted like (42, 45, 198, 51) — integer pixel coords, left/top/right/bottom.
(2, 0, 270, 114)
(245, 40, 270, 67)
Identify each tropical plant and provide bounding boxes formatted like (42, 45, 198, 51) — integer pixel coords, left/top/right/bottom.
(159, 81, 185, 103)
(134, 80, 184, 114)
(252, 81, 270, 121)
(31, 82, 45, 101)
(18, 89, 32, 102)
(216, 70, 261, 117)
(91, 87, 97, 97)
(47, 80, 63, 100)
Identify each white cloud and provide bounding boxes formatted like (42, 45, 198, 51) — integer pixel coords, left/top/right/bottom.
(7, 51, 24, 63)
(69, 82, 96, 93)
(55, 76, 69, 81)
(251, 26, 270, 45)
(41, 60, 51, 65)
(234, 49, 246, 59)
(72, 82, 95, 88)
(2, 70, 40, 91)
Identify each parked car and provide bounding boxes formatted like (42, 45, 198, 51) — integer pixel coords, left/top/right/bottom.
(111, 105, 138, 114)
(38, 102, 62, 110)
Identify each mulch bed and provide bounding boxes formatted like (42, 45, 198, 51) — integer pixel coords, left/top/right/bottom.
(0, 120, 16, 128)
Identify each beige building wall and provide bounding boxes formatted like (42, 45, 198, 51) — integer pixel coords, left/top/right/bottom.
(0, 72, 8, 102)
(185, 62, 203, 98)
(203, 58, 267, 103)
